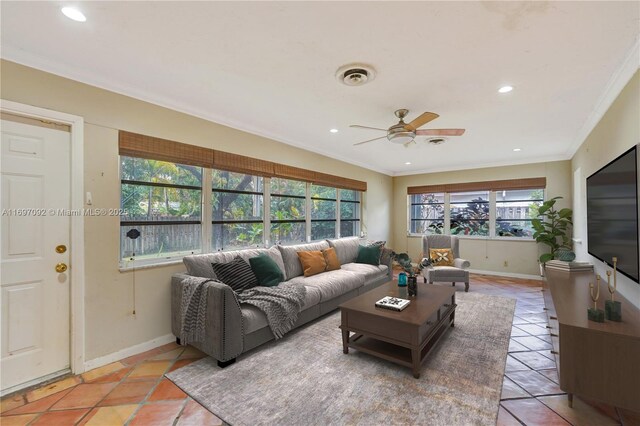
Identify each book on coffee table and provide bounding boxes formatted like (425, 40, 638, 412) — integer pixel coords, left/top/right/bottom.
(375, 296, 410, 311)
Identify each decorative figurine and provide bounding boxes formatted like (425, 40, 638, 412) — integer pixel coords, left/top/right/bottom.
(588, 275, 605, 322)
(605, 257, 622, 321)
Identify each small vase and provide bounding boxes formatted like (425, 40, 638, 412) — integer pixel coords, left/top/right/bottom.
(398, 272, 408, 287)
(408, 276, 417, 297)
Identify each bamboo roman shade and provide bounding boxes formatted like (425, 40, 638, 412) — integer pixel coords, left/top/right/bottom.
(407, 177, 546, 194)
(119, 131, 214, 168)
(213, 151, 275, 177)
(118, 130, 367, 191)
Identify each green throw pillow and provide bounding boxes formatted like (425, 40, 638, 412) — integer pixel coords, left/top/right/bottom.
(355, 244, 381, 266)
(249, 254, 284, 287)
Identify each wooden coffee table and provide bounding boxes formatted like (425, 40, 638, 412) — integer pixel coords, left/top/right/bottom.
(339, 281, 456, 378)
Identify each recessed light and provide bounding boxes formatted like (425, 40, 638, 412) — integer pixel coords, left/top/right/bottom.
(498, 85, 513, 94)
(513, 148, 522, 152)
(329, 128, 339, 133)
(405, 162, 412, 165)
(61, 7, 86, 22)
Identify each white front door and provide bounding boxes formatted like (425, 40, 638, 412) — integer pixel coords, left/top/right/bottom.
(1, 119, 71, 392)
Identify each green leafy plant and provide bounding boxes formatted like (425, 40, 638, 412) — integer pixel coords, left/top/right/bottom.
(531, 196, 574, 263)
(391, 252, 432, 277)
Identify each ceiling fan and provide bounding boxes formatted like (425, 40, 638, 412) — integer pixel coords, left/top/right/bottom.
(351, 109, 465, 147)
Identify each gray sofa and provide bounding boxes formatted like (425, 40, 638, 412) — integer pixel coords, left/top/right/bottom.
(171, 237, 392, 366)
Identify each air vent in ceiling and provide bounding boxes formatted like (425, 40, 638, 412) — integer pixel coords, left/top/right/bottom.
(336, 63, 376, 86)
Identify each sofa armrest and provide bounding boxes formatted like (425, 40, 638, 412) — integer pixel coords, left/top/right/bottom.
(381, 247, 394, 280)
(171, 273, 243, 362)
(454, 258, 471, 269)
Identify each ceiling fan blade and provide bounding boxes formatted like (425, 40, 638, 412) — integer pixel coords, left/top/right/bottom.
(349, 125, 387, 131)
(353, 136, 387, 146)
(416, 129, 466, 136)
(405, 112, 439, 130)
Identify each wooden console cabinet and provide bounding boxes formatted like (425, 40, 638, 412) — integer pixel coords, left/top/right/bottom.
(542, 268, 640, 412)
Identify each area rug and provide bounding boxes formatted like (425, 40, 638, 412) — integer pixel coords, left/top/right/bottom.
(167, 292, 515, 426)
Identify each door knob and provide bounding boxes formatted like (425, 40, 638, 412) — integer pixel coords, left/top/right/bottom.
(55, 245, 67, 254)
(55, 263, 68, 273)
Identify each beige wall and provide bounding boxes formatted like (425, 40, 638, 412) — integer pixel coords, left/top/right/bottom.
(392, 161, 572, 277)
(0, 60, 393, 361)
(571, 70, 639, 307)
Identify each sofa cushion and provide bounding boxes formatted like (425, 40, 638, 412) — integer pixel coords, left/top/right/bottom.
(327, 237, 360, 265)
(183, 246, 285, 280)
(277, 241, 330, 280)
(355, 244, 381, 266)
(211, 256, 258, 293)
(297, 250, 327, 277)
(287, 269, 364, 302)
(322, 247, 341, 271)
(249, 254, 284, 287)
(429, 266, 468, 278)
(340, 262, 388, 282)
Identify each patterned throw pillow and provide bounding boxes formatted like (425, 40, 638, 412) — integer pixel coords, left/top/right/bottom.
(211, 256, 258, 293)
(429, 248, 454, 267)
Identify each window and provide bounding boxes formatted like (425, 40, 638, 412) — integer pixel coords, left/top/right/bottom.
(450, 191, 490, 236)
(270, 178, 306, 244)
(120, 156, 202, 264)
(496, 189, 544, 238)
(311, 184, 337, 240)
(409, 193, 444, 234)
(408, 183, 545, 239)
(212, 170, 264, 251)
(340, 189, 361, 237)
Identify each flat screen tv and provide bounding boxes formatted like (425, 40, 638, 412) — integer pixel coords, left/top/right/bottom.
(586, 145, 639, 283)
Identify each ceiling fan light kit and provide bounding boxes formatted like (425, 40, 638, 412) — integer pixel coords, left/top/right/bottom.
(351, 108, 465, 147)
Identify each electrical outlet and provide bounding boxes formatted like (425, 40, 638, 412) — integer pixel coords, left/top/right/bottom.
(503, 260, 508, 267)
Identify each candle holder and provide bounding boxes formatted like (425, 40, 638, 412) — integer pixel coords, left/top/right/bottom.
(605, 257, 622, 322)
(587, 275, 605, 322)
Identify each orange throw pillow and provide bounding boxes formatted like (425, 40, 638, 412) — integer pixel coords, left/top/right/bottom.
(322, 247, 341, 271)
(297, 250, 327, 277)
(430, 248, 454, 267)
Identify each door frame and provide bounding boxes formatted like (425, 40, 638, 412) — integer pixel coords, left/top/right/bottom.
(1, 99, 86, 377)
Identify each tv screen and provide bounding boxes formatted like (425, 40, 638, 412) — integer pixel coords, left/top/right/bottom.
(586, 145, 639, 283)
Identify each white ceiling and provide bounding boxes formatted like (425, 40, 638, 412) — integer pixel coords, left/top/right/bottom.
(1, 1, 639, 175)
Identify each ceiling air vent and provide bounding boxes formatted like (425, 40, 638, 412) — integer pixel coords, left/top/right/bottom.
(336, 63, 376, 86)
(427, 137, 447, 145)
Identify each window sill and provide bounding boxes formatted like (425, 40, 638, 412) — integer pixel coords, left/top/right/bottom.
(118, 257, 185, 272)
(407, 233, 535, 242)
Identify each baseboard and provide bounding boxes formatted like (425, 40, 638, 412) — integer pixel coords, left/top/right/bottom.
(468, 269, 543, 281)
(84, 333, 175, 372)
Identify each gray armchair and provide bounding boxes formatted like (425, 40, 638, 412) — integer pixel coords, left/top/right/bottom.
(422, 235, 471, 292)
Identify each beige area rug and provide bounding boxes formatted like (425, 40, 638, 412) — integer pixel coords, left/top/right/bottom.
(167, 292, 515, 426)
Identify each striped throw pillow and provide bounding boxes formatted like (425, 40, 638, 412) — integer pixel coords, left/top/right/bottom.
(211, 256, 258, 293)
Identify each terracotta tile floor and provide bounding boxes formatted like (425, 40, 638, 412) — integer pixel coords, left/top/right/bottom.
(1, 273, 637, 425)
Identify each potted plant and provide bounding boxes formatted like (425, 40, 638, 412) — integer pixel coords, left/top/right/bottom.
(531, 196, 575, 270)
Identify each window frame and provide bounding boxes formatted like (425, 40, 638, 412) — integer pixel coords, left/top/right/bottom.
(119, 157, 364, 267)
(407, 187, 545, 240)
(119, 156, 204, 268)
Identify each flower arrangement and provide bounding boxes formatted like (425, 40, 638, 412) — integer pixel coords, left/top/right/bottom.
(391, 252, 433, 277)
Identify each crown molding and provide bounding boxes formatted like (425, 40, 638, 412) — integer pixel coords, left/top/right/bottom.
(565, 37, 640, 158)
